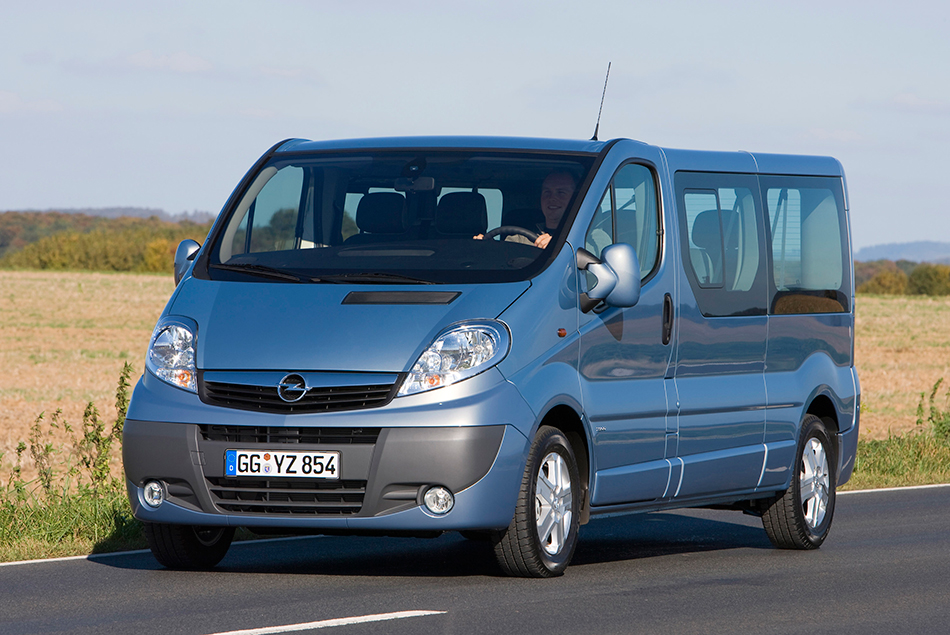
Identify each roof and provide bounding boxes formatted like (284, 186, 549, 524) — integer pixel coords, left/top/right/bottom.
(661, 147, 844, 177)
(272, 135, 844, 178)
(275, 136, 610, 154)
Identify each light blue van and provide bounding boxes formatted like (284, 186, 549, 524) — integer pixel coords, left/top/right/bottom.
(124, 136, 859, 577)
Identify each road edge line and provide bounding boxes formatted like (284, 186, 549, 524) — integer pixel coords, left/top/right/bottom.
(838, 482, 950, 495)
(0, 534, 318, 568)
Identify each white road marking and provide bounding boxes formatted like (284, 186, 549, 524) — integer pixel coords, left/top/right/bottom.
(203, 611, 446, 635)
(838, 482, 950, 495)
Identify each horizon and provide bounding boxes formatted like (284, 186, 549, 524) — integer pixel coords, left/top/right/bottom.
(4, 206, 950, 260)
(2, 1, 947, 250)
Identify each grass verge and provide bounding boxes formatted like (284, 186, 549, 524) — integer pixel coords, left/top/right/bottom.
(843, 378, 950, 490)
(0, 363, 147, 562)
(845, 435, 950, 490)
(0, 487, 143, 562)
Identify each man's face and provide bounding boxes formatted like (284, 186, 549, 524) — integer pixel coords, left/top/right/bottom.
(540, 172, 576, 228)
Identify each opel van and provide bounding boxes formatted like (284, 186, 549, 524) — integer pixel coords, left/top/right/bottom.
(124, 136, 859, 577)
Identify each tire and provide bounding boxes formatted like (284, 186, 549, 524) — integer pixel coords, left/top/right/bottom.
(144, 522, 235, 570)
(762, 415, 837, 549)
(492, 426, 581, 577)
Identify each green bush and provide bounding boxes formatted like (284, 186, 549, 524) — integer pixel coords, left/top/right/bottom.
(857, 268, 908, 294)
(908, 263, 950, 295)
(0, 219, 212, 273)
(917, 378, 950, 440)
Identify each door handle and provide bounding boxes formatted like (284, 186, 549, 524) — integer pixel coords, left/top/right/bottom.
(662, 293, 674, 345)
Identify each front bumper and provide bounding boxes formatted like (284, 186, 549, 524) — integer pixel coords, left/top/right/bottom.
(123, 369, 533, 531)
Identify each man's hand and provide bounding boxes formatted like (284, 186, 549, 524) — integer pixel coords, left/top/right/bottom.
(535, 233, 552, 249)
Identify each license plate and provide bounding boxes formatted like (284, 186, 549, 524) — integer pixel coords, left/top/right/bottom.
(225, 449, 340, 479)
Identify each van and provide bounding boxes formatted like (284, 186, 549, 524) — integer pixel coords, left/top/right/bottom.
(124, 136, 859, 577)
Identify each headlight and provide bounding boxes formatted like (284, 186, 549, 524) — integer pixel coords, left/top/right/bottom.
(146, 316, 198, 392)
(398, 320, 510, 397)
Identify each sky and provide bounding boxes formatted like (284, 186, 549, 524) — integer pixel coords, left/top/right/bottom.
(1, 0, 947, 250)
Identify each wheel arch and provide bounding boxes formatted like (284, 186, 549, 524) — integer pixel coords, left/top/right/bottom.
(535, 403, 592, 525)
(806, 393, 840, 434)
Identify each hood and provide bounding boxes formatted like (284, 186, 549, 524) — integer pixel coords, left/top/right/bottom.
(169, 279, 529, 372)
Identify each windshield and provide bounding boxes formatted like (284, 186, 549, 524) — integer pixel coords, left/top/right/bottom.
(205, 151, 595, 284)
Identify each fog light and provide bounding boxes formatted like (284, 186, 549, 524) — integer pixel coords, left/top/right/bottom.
(423, 486, 454, 515)
(143, 480, 165, 508)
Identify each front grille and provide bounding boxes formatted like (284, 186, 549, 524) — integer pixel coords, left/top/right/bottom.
(199, 425, 380, 445)
(199, 378, 398, 414)
(207, 477, 366, 515)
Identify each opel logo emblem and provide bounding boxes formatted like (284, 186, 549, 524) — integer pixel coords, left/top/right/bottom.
(277, 373, 308, 403)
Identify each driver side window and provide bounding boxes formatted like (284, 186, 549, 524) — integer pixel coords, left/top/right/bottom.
(584, 163, 660, 279)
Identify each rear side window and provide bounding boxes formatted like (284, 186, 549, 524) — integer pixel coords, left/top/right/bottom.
(761, 175, 849, 314)
(675, 172, 767, 317)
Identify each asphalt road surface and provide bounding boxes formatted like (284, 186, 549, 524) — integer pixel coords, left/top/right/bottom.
(2, 485, 948, 635)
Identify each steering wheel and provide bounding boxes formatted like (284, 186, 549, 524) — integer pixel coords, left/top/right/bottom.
(482, 226, 540, 242)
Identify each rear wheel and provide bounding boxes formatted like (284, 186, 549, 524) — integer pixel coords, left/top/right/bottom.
(492, 426, 580, 577)
(762, 415, 836, 549)
(144, 522, 235, 570)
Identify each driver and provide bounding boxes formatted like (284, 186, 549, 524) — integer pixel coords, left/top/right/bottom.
(475, 171, 576, 248)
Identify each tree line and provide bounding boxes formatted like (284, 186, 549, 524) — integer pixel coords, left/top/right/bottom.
(0, 214, 212, 274)
(3, 211, 950, 292)
(855, 260, 950, 295)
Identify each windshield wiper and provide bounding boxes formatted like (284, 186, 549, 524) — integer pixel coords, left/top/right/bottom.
(311, 272, 435, 285)
(210, 263, 304, 282)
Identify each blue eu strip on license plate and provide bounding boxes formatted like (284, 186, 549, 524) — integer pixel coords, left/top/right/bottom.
(224, 449, 340, 479)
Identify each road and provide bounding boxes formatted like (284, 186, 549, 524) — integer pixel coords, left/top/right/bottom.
(1, 486, 948, 635)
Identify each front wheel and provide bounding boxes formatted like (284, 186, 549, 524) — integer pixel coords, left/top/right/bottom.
(144, 522, 235, 570)
(761, 415, 837, 549)
(492, 426, 580, 577)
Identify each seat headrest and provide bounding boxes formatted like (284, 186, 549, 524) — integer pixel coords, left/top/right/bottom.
(435, 192, 488, 235)
(692, 210, 722, 252)
(356, 193, 407, 234)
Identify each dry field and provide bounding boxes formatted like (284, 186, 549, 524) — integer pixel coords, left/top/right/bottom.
(855, 295, 950, 437)
(0, 271, 174, 482)
(0, 271, 947, 482)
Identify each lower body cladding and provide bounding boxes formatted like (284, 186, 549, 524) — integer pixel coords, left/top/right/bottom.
(124, 421, 528, 532)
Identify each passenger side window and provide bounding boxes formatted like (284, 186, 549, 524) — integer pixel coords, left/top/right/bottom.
(584, 163, 660, 281)
(675, 172, 767, 317)
(762, 176, 849, 313)
(247, 166, 305, 254)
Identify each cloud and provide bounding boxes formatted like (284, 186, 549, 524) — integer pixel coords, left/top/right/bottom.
(125, 50, 214, 74)
(238, 107, 277, 119)
(888, 92, 950, 115)
(856, 92, 950, 116)
(259, 66, 304, 79)
(0, 91, 64, 114)
(805, 128, 866, 144)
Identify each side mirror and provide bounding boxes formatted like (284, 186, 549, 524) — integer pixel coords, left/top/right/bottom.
(174, 239, 201, 286)
(576, 243, 641, 313)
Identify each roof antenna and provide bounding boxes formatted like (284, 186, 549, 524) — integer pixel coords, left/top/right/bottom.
(591, 62, 611, 141)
